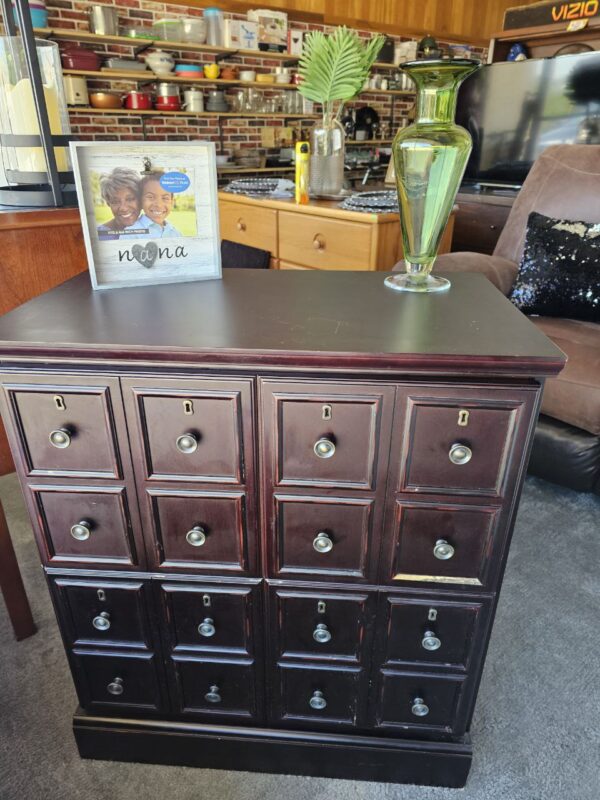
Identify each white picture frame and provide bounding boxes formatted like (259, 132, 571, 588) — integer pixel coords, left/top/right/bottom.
(69, 141, 222, 290)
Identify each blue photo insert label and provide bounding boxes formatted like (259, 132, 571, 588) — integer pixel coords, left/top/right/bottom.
(160, 171, 190, 193)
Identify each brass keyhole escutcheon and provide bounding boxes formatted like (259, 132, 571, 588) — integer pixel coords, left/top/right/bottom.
(54, 395, 66, 411)
(458, 409, 469, 427)
(322, 404, 332, 421)
(183, 399, 194, 415)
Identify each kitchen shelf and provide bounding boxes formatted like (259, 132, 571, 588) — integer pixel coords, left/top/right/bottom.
(63, 69, 414, 98)
(38, 27, 300, 62)
(347, 139, 393, 145)
(217, 166, 295, 173)
(69, 107, 317, 118)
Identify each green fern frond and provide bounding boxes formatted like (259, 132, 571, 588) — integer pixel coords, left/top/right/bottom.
(298, 27, 385, 105)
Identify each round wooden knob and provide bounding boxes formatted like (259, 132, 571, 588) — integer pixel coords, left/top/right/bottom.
(313, 235, 325, 250)
(237, 219, 246, 231)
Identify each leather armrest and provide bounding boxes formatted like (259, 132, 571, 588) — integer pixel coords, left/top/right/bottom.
(392, 252, 518, 297)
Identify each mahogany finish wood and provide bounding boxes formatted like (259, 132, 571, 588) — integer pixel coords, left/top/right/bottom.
(0, 269, 565, 787)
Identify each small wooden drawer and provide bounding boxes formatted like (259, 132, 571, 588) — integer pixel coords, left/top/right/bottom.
(273, 663, 364, 728)
(30, 484, 142, 569)
(397, 386, 535, 496)
(70, 650, 166, 713)
(122, 377, 252, 484)
(51, 577, 153, 649)
(377, 594, 489, 671)
(261, 380, 393, 491)
(452, 200, 511, 255)
(271, 587, 373, 664)
(372, 671, 466, 734)
(158, 582, 257, 657)
(278, 211, 372, 271)
(147, 489, 252, 574)
(219, 199, 278, 256)
(169, 655, 258, 720)
(0, 375, 124, 479)
(385, 501, 499, 588)
(271, 494, 376, 581)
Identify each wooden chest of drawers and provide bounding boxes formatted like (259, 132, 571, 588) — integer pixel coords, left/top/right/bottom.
(0, 269, 564, 787)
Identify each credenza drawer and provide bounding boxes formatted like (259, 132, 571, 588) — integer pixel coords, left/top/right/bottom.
(271, 494, 376, 581)
(147, 489, 252, 574)
(122, 377, 252, 484)
(270, 587, 373, 664)
(219, 199, 278, 255)
(261, 380, 394, 491)
(274, 663, 364, 728)
(30, 484, 143, 569)
(377, 594, 489, 671)
(278, 211, 372, 270)
(373, 671, 467, 734)
(169, 655, 258, 720)
(158, 582, 257, 657)
(0, 375, 125, 479)
(71, 650, 166, 713)
(51, 576, 153, 649)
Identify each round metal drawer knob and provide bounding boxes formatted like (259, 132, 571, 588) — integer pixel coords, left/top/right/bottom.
(198, 617, 216, 638)
(313, 532, 333, 553)
(433, 539, 455, 560)
(205, 684, 221, 703)
(107, 677, 124, 696)
(449, 443, 472, 465)
(422, 630, 441, 651)
(49, 428, 71, 449)
(313, 437, 335, 459)
(411, 697, 429, 717)
(93, 611, 111, 632)
(313, 623, 332, 644)
(309, 690, 327, 710)
(176, 433, 198, 454)
(186, 526, 206, 547)
(70, 520, 92, 541)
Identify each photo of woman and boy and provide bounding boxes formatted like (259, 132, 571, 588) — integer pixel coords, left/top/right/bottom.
(95, 167, 196, 240)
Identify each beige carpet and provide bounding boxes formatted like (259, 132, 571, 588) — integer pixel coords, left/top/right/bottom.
(0, 471, 598, 800)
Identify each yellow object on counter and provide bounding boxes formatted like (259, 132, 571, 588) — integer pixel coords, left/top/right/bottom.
(295, 141, 310, 205)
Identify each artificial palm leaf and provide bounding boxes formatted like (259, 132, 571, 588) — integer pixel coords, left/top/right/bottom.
(298, 27, 385, 107)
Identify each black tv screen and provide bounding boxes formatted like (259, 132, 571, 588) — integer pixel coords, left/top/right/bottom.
(456, 52, 600, 187)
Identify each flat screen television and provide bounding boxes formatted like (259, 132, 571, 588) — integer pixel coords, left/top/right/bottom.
(456, 52, 600, 188)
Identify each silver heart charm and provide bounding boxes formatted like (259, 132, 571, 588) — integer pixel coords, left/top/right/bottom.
(131, 242, 158, 268)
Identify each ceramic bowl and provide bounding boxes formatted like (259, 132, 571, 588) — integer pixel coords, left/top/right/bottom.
(239, 70, 256, 82)
(256, 73, 275, 84)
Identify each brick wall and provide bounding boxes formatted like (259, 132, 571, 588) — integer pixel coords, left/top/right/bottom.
(19, 1, 485, 161)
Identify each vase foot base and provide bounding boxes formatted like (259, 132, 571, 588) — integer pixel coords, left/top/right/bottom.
(384, 274, 451, 293)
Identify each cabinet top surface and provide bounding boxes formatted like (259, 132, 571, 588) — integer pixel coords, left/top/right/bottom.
(0, 270, 564, 375)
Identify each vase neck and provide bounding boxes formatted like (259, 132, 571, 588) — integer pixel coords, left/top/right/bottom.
(404, 59, 480, 124)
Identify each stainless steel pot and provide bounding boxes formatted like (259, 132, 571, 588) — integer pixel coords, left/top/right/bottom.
(89, 5, 119, 36)
(155, 82, 180, 97)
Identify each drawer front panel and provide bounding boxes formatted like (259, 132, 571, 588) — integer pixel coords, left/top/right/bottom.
(30, 485, 141, 568)
(397, 387, 535, 497)
(219, 200, 277, 255)
(263, 382, 391, 490)
(274, 663, 364, 728)
(271, 587, 372, 664)
(148, 489, 251, 573)
(278, 211, 372, 270)
(71, 650, 166, 712)
(271, 494, 375, 580)
(1, 376, 124, 479)
(378, 594, 488, 671)
(452, 200, 510, 255)
(170, 656, 258, 720)
(158, 582, 256, 656)
(386, 502, 499, 587)
(51, 577, 152, 648)
(373, 671, 466, 734)
(122, 378, 252, 484)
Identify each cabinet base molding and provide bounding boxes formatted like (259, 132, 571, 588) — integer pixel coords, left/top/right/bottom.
(73, 709, 473, 787)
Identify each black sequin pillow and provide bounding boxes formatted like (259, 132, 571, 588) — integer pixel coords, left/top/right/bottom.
(510, 211, 600, 322)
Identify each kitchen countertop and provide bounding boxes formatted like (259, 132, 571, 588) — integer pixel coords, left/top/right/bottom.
(218, 191, 400, 223)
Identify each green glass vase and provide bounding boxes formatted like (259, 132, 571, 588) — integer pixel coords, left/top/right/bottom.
(385, 59, 481, 293)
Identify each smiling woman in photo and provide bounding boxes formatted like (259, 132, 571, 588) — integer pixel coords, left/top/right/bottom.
(130, 172, 183, 238)
(96, 168, 142, 240)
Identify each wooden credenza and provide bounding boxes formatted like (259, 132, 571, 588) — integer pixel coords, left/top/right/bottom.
(219, 192, 455, 271)
(0, 270, 563, 787)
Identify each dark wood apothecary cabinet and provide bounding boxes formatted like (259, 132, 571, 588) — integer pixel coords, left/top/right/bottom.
(0, 270, 564, 787)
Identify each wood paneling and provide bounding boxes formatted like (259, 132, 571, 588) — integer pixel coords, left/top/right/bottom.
(0, 208, 86, 474)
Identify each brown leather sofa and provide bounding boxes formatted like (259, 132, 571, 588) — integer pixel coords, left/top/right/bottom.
(395, 145, 600, 494)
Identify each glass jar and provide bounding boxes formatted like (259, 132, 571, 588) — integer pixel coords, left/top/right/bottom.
(309, 115, 345, 196)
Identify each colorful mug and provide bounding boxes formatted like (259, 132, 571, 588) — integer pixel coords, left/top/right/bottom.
(203, 63, 220, 79)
